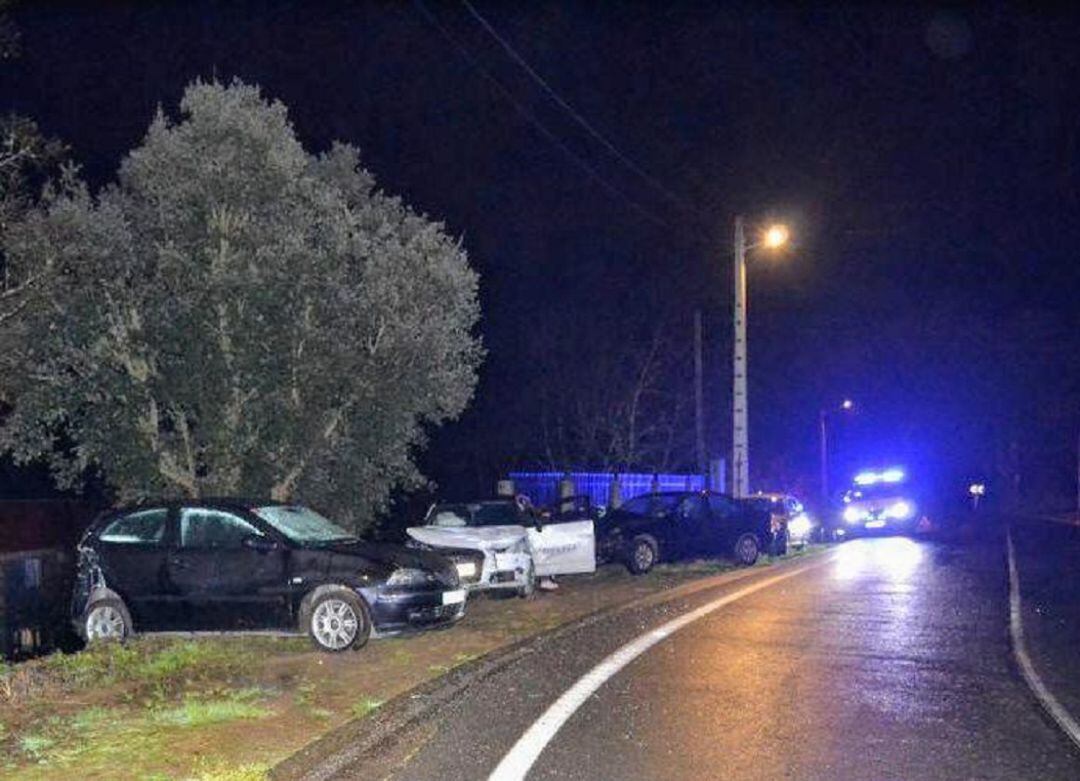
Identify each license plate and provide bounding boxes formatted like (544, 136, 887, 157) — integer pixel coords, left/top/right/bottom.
(866, 520, 886, 529)
(442, 589, 466, 605)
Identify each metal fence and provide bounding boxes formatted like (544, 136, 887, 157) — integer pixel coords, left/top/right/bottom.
(509, 471, 709, 510)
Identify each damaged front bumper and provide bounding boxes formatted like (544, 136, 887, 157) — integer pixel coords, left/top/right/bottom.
(360, 585, 467, 635)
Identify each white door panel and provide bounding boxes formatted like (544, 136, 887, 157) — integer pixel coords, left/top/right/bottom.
(527, 520, 595, 576)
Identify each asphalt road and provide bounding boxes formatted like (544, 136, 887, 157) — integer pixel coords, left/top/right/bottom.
(335, 531, 1080, 781)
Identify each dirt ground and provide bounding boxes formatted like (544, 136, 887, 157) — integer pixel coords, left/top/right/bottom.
(0, 553, 818, 781)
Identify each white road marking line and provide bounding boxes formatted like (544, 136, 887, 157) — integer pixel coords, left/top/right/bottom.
(1007, 531, 1080, 752)
(488, 563, 817, 781)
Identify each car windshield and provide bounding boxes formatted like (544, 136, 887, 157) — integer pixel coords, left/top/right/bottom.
(845, 484, 909, 502)
(426, 502, 522, 527)
(252, 505, 356, 543)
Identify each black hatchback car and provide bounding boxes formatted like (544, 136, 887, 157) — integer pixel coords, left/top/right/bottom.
(72, 499, 466, 651)
(596, 491, 774, 574)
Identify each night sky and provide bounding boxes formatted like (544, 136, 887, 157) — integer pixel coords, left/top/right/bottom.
(3, 2, 1078, 509)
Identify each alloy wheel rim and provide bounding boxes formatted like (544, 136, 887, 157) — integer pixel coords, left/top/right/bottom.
(86, 605, 125, 640)
(740, 538, 756, 562)
(313, 599, 360, 650)
(635, 543, 654, 570)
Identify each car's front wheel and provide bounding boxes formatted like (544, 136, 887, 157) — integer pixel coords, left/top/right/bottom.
(733, 533, 761, 566)
(627, 535, 658, 575)
(304, 588, 371, 652)
(81, 597, 133, 644)
(517, 560, 536, 598)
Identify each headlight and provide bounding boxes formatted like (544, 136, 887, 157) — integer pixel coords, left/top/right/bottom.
(788, 514, 812, 537)
(843, 507, 864, 524)
(885, 501, 914, 520)
(455, 561, 478, 579)
(386, 567, 432, 587)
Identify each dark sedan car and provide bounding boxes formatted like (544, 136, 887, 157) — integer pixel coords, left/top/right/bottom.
(72, 499, 466, 652)
(596, 491, 774, 574)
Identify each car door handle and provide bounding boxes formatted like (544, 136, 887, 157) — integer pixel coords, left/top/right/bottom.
(170, 557, 191, 570)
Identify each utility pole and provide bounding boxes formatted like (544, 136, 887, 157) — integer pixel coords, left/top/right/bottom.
(694, 310, 706, 476)
(732, 215, 749, 497)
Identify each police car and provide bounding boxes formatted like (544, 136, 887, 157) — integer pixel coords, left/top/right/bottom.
(838, 468, 920, 537)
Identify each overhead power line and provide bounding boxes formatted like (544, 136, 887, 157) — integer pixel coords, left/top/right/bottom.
(413, 0, 670, 228)
(461, 0, 697, 216)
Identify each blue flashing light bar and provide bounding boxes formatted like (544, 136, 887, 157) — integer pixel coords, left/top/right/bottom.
(853, 468, 906, 486)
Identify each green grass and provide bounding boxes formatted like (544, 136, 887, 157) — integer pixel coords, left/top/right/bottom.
(350, 697, 383, 719)
(187, 760, 270, 781)
(19, 734, 55, 761)
(152, 696, 271, 728)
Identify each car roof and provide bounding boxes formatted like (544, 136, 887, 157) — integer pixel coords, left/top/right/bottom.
(103, 497, 287, 516)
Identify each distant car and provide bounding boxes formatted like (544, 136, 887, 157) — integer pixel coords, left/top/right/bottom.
(747, 493, 815, 550)
(406, 498, 596, 596)
(72, 500, 466, 652)
(595, 491, 773, 574)
(839, 468, 920, 537)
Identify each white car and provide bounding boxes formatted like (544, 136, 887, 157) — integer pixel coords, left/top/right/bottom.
(406, 499, 596, 596)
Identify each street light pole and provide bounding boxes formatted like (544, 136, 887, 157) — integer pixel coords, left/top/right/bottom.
(819, 408, 829, 502)
(820, 398, 854, 505)
(732, 215, 749, 497)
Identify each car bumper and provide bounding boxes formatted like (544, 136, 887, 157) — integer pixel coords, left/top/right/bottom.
(363, 586, 467, 633)
(843, 518, 915, 535)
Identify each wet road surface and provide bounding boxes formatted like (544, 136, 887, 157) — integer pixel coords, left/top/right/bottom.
(339, 533, 1080, 780)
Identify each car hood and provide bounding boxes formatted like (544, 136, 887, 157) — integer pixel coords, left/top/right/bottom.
(406, 525, 527, 552)
(314, 539, 450, 575)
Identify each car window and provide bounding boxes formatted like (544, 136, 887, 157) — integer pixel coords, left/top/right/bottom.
(676, 496, 707, 521)
(180, 508, 263, 549)
(707, 495, 739, 519)
(618, 494, 682, 518)
(98, 508, 168, 545)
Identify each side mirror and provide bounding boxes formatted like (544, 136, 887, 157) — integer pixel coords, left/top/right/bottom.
(242, 535, 277, 552)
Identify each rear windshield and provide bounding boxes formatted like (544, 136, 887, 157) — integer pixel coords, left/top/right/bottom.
(617, 494, 682, 518)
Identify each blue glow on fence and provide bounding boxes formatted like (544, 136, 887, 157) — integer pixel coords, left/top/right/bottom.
(508, 472, 707, 510)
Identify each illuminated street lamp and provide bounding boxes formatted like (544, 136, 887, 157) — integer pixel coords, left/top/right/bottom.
(819, 398, 855, 503)
(731, 216, 790, 497)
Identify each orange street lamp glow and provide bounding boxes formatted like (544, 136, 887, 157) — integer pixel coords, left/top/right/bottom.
(763, 224, 790, 249)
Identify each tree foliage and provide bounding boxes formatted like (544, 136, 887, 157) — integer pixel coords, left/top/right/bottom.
(0, 79, 482, 529)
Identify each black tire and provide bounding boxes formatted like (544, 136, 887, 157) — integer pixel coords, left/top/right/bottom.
(770, 530, 789, 557)
(517, 561, 536, 598)
(627, 535, 658, 575)
(733, 533, 761, 566)
(80, 596, 133, 644)
(302, 587, 372, 652)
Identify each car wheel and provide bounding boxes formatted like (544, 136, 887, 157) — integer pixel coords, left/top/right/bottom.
(81, 597, 133, 643)
(518, 561, 536, 598)
(734, 533, 760, 566)
(627, 535, 658, 575)
(305, 589, 371, 652)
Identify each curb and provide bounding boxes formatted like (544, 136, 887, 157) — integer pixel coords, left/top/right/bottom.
(270, 548, 830, 781)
